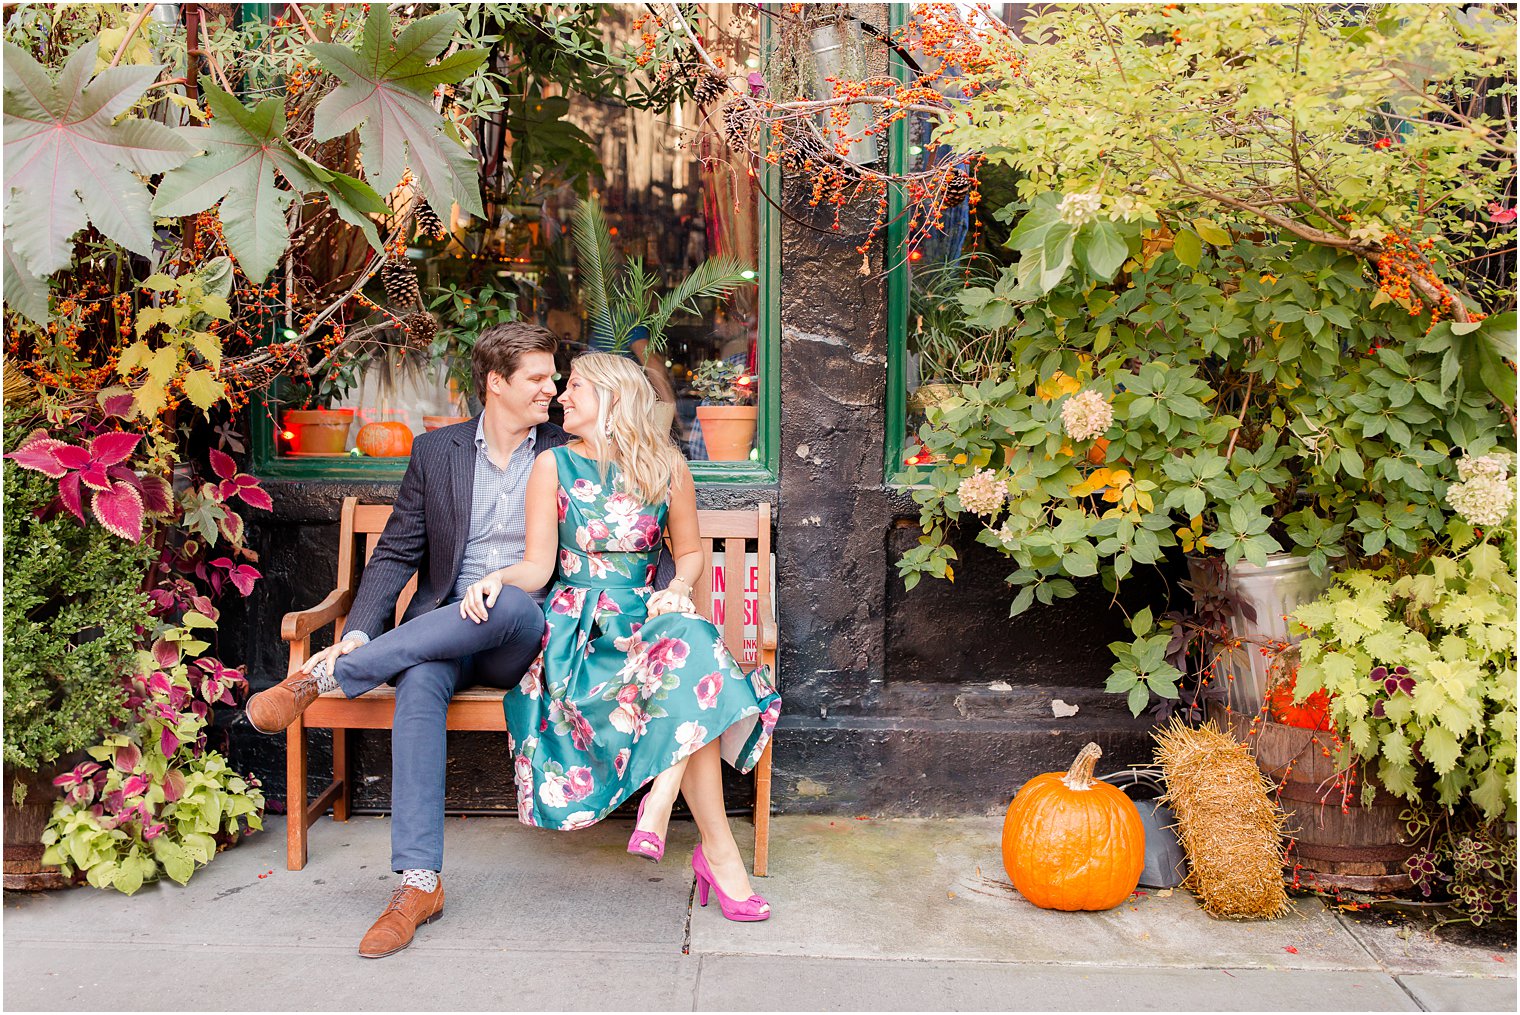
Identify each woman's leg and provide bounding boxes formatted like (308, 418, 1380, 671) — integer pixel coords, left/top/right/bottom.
(635, 758, 688, 843)
(679, 740, 765, 908)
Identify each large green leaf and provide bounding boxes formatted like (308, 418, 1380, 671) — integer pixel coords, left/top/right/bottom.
(3, 238, 48, 325)
(152, 86, 386, 282)
(310, 6, 487, 217)
(2, 41, 194, 275)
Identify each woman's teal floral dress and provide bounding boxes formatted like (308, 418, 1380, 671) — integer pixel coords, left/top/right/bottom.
(504, 446, 781, 830)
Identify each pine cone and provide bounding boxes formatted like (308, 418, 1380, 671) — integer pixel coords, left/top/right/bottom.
(414, 202, 444, 239)
(692, 70, 729, 107)
(381, 254, 421, 311)
(944, 171, 973, 204)
(722, 102, 755, 153)
(401, 310, 437, 350)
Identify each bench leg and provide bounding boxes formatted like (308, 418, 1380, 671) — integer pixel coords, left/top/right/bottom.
(332, 728, 351, 822)
(286, 716, 308, 871)
(752, 740, 773, 877)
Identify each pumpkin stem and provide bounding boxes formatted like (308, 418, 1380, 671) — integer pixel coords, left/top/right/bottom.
(1061, 742, 1103, 790)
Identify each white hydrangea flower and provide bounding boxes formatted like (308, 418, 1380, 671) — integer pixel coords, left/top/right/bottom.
(1057, 191, 1103, 227)
(1061, 389, 1114, 442)
(1447, 474, 1515, 528)
(956, 469, 1006, 517)
(1456, 453, 1511, 482)
(1108, 194, 1143, 222)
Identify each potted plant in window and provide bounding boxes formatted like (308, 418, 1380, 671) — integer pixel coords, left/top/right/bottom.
(569, 195, 753, 389)
(692, 358, 758, 461)
(281, 355, 367, 456)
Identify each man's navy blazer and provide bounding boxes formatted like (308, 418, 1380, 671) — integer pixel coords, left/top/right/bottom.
(344, 415, 674, 640)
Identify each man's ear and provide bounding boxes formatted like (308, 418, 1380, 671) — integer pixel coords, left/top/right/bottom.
(485, 370, 504, 396)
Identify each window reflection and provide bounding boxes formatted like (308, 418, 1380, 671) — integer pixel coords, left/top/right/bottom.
(276, 5, 765, 465)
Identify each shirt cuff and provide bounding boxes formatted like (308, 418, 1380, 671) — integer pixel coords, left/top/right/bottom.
(340, 630, 370, 647)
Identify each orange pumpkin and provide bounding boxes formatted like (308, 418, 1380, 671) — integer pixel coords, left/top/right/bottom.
(356, 421, 413, 457)
(1001, 742, 1145, 911)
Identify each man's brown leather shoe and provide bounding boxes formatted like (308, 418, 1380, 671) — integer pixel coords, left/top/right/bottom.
(245, 672, 323, 733)
(359, 881, 445, 959)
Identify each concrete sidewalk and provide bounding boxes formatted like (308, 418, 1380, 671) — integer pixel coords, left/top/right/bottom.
(3, 815, 1513, 1012)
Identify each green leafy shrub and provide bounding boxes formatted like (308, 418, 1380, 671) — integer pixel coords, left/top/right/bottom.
(2, 453, 153, 774)
(898, 234, 1515, 715)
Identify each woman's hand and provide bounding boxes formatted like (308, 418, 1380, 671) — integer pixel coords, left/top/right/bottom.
(647, 576, 696, 618)
(646, 588, 695, 618)
(460, 572, 505, 623)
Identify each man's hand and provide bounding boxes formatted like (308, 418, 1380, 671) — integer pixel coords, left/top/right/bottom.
(460, 573, 505, 623)
(298, 634, 365, 676)
(646, 588, 695, 618)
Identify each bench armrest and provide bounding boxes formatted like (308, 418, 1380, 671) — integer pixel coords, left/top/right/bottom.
(757, 589, 777, 652)
(759, 611, 777, 652)
(281, 588, 356, 643)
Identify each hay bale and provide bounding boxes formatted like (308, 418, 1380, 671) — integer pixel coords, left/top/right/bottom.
(1155, 719, 1291, 920)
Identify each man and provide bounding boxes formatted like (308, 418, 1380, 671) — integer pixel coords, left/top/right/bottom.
(247, 323, 588, 958)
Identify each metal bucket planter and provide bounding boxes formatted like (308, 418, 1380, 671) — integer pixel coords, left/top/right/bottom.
(1187, 552, 1332, 714)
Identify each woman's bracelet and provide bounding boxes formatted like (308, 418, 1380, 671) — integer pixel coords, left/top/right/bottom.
(668, 576, 692, 595)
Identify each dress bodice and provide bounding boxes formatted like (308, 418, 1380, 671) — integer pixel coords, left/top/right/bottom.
(552, 446, 668, 591)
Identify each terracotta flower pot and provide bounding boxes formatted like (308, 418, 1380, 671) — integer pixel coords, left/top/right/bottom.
(422, 415, 472, 432)
(283, 409, 354, 456)
(696, 405, 757, 461)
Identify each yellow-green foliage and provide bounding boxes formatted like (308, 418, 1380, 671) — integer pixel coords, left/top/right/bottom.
(1292, 540, 1517, 820)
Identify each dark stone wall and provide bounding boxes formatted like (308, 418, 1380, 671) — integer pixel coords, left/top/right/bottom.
(765, 181, 1158, 817)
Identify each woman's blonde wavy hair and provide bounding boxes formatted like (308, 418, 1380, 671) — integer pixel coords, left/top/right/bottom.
(570, 352, 684, 505)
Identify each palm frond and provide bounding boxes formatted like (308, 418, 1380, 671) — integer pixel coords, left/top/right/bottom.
(610, 258, 662, 353)
(645, 255, 752, 355)
(570, 196, 617, 339)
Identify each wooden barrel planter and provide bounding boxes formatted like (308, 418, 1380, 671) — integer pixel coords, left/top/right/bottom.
(3, 763, 74, 890)
(1248, 720, 1415, 892)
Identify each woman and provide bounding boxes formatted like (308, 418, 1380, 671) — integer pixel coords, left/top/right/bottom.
(464, 353, 781, 921)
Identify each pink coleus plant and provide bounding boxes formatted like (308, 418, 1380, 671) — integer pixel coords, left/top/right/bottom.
(5, 429, 171, 541)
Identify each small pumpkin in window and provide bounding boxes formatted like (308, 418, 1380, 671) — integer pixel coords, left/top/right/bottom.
(356, 421, 414, 457)
(1000, 742, 1145, 911)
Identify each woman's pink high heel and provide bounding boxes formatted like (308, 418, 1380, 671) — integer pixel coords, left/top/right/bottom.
(691, 844, 770, 922)
(627, 795, 664, 863)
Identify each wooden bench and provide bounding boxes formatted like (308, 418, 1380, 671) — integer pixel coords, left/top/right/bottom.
(280, 496, 777, 875)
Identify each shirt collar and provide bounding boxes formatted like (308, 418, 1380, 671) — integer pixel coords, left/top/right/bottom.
(474, 416, 537, 455)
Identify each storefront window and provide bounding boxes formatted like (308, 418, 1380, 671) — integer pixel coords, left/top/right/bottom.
(885, 4, 1019, 481)
(256, 5, 775, 481)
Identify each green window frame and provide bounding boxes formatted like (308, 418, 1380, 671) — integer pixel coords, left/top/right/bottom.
(883, 1, 923, 486)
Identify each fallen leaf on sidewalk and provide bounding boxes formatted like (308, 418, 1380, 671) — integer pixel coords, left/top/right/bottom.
(1155, 889, 1173, 897)
(1283, 946, 1298, 954)
(947, 891, 956, 899)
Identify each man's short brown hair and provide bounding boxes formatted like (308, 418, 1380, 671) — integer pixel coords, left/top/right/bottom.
(472, 322, 558, 401)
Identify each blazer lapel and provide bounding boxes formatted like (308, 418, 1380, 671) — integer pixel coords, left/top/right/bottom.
(447, 422, 478, 582)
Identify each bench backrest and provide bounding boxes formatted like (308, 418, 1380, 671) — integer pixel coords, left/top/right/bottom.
(332, 497, 773, 664)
